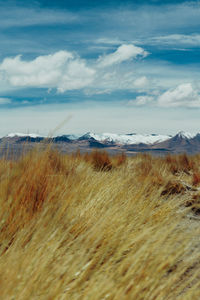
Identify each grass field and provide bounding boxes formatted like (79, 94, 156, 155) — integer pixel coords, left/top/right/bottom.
(0, 147, 200, 299)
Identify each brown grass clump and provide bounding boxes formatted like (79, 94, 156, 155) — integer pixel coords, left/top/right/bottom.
(90, 150, 113, 171)
(161, 180, 187, 196)
(165, 153, 195, 175)
(192, 171, 200, 186)
(0, 148, 200, 299)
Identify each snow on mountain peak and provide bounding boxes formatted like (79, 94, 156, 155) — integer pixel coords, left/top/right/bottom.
(176, 131, 196, 139)
(84, 132, 171, 145)
(6, 133, 43, 138)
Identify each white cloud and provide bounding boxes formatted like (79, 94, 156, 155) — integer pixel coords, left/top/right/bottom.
(0, 6, 77, 28)
(97, 44, 148, 68)
(151, 34, 200, 47)
(94, 37, 124, 45)
(127, 83, 200, 108)
(135, 95, 154, 106)
(0, 97, 11, 104)
(133, 76, 149, 88)
(0, 51, 96, 93)
(157, 83, 200, 108)
(128, 95, 154, 106)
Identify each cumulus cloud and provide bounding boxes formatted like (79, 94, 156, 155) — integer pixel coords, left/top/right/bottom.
(157, 83, 200, 108)
(0, 51, 95, 93)
(0, 97, 11, 104)
(97, 44, 148, 68)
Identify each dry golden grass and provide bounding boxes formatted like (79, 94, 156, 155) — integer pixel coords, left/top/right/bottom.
(0, 147, 200, 299)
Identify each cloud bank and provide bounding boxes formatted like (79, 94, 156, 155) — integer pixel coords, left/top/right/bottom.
(1, 44, 200, 109)
(0, 44, 148, 93)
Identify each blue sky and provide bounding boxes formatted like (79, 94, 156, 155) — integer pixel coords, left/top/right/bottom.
(0, 0, 200, 136)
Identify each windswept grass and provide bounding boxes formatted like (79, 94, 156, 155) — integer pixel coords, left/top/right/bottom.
(0, 148, 200, 299)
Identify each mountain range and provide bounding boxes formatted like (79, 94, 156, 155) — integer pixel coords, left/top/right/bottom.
(0, 131, 200, 156)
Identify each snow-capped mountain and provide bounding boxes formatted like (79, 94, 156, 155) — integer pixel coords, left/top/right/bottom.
(6, 133, 44, 138)
(151, 131, 200, 153)
(2, 131, 199, 145)
(1, 131, 200, 154)
(176, 131, 197, 139)
(4, 133, 79, 140)
(78, 132, 171, 145)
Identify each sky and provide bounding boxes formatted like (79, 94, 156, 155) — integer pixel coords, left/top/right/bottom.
(0, 0, 200, 136)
